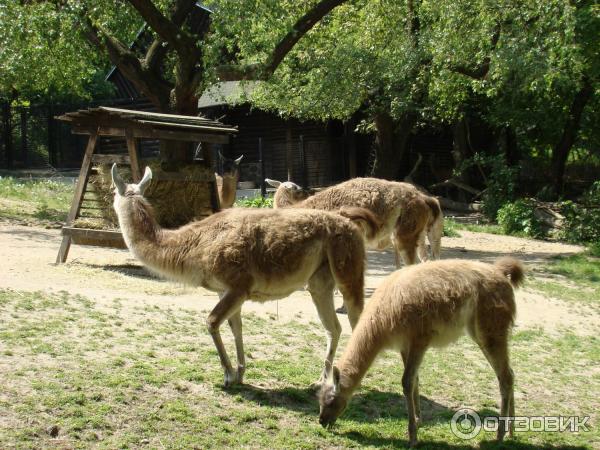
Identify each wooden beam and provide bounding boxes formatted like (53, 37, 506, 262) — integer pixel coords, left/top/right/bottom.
(61, 227, 126, 249)
(71, 125, 232, 144)
(125, 128, 142, 182)
(136, 119, 238, 133)
(56, 130, 98, 263)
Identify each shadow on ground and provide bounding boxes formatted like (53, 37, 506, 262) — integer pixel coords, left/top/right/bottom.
(228, 383, 587, 450)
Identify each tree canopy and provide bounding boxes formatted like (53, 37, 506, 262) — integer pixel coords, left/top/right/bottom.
(207, 0, 598, 190)
(1, 0, 597, 193)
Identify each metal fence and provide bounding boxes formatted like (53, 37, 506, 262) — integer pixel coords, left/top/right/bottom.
(0, 98, 154, 170)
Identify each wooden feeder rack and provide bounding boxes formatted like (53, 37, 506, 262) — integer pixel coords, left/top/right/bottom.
(55, 106, 237, 263)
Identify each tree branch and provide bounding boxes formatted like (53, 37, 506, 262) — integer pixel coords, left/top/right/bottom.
(448, 22, 501, 80)
(217, 0, 350, 81)
(127, 0, 198, 58)
(81, 16, 172, 109)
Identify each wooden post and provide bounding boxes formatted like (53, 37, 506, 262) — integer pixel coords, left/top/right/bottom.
(346, 123, 357, 178)
(20, 108, 28, 167)
(202, 142, 215, 169)
(209, 179, 221, 212)
(285, 124, 293, 181)
(299, 135, 307, 188)
(2, 102, 12, 169)
(47, 105, 56, 167)
(259, 137, 266, 198)
(56, 130, 98, 263)
(125, 128, 142, 182)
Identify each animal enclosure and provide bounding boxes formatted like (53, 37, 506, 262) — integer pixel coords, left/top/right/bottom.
(55, 107, 237, 263)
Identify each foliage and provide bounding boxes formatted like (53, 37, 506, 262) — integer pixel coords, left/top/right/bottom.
(588, 241, 600, 257)
(0, 2, 140, 102)
(455, 153, 519, 220)
(442, 218, 461, 237)
(497, 198, 546, 238)
(208, 0, 598, 184)
(235, 195, 274, 208)
(559, 181, 600, 245)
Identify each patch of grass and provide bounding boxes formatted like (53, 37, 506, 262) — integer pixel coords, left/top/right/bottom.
(235, 195, 274, 208)
(546, 253, 600, 283)
(0, 177, 73, 224)
(531, 252, 600, 311)
(443, 218, 461, 237)
(445, 218, 503, 236)
(0, 288, 597, 449)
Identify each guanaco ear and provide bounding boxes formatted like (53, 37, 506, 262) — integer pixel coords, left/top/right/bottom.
(138, 167, 153, 195)
(111, 163, 126, 196)
(265, 178, 281, 188)
(234, 155, 244, 165)
(332, 366, 341, 393)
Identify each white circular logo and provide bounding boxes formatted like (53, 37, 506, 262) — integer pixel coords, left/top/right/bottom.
(450, 408, 482, 440)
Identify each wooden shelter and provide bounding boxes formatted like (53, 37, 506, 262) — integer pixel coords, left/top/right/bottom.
(55, 106, 237, 263)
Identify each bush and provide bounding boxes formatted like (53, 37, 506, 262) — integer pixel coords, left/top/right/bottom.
(443, 219, 461, 237)
(588, 242, 600, 257)
(497, 199, 546, 238)
(559, 181, 600, 245)
(455, 154, 518, 220)
(235, 196, 274, 208)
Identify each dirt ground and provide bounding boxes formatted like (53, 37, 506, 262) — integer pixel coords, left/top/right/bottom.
(0, 222, 597, 336)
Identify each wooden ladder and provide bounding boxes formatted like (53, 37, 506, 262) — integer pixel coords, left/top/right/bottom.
(55, 128, 142, 263)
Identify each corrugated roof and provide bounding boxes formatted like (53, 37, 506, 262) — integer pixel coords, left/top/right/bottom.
(56, 107, 238, 134)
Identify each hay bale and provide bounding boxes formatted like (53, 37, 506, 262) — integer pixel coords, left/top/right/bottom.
(84, 160, 215, 230)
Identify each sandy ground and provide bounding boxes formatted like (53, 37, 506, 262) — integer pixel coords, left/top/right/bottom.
(0, 222, 597, 336)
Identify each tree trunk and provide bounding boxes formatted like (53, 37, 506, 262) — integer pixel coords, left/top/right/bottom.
(159, 91, 199, 164)
(550, 77, 594, 196)
(451, 118, 474, 202)
(370, 112, 415, 180)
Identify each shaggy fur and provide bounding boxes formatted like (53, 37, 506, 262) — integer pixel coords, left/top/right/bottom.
(112, 165, 377, 387)
(268, 177, 444, 266)
(215, 154, 243, 209)
(319, 258, 524, 447)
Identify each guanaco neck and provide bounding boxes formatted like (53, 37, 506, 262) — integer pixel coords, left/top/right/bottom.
(115, 194, 162, 252)
(218, 173, 238, 208)
(336, 320, 387, 396)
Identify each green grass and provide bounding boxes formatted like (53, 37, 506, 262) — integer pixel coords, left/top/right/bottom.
(444, 218, 504, 237)
(0, 176, 73, 224)
(0, 288, 597, 449)
(235, 195, 274, 208)
(531, 252, 600, 312)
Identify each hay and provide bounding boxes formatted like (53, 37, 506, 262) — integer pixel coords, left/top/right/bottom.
(80, 160, 215, 230)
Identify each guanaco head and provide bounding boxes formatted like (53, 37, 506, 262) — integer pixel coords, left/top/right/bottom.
(218, 151, 243, 177)
(111, 164, 153, 201)
(318, 366, 348, 428)
(265, 178, 313, 206)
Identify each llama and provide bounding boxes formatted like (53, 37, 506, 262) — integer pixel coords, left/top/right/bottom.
(318, 258, 524, 447)
(111, 164, 380, 386)
(265, 178, 313, 207)
(266, 177, 443, 266)
(215, 152, 243, 208)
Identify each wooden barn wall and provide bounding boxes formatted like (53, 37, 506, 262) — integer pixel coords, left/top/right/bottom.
(201, 106, 347, 188)
(95, 99, 160, 160)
